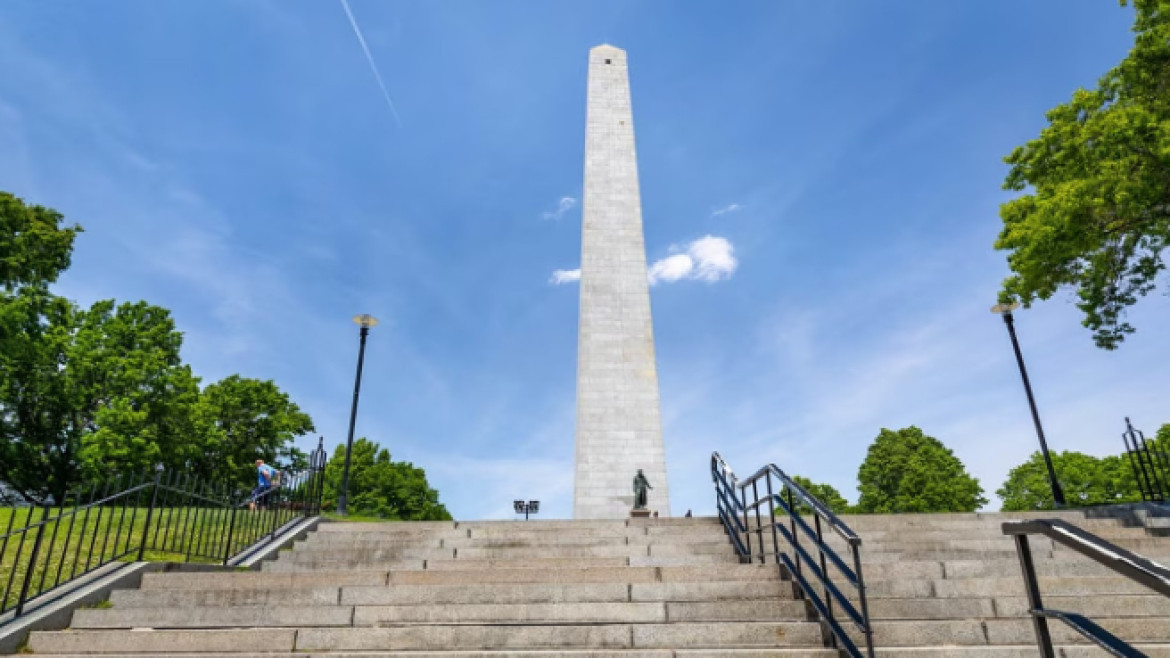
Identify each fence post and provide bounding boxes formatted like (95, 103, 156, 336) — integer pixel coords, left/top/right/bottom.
(223, 504, 239, 566)
(137, 464, 165, 561)
(310, 437, 326, 517)
(14, 504, 51, 617)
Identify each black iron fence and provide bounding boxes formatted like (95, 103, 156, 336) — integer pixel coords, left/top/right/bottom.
(1121, 417, 1170, 503)
(0, 439, 327, 620)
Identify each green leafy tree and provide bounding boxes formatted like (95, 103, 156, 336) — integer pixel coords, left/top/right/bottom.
(322, 438, 452, 520)
(0, 191, 318, 501)
(777, 475, 851, 515)
(994, 1, 1170, 349)
(0, 296, 198, 503)
(0, 191, 81, 291)
(856, 426, 987, 513)
(189, 375, 315, 486)
(998, 450, 1143, 511)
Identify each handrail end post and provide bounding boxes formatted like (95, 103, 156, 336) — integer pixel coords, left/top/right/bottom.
(1012, 533, 1056, 658)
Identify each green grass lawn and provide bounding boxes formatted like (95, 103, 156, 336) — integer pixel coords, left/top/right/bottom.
(1, 503, 301, 613)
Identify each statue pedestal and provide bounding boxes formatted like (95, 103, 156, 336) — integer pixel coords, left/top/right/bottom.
(630, 509, 651, 518)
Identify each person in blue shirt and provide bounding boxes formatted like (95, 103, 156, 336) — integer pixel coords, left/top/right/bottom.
(250, 459, 279, 511)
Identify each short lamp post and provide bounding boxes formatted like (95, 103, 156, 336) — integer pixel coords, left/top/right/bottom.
(338, 314, 378, 517)
(991, 303, 1066, 507)
(514, 500, 539, 521)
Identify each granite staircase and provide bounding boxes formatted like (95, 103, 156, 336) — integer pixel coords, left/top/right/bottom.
(22, 511, 1170, 656)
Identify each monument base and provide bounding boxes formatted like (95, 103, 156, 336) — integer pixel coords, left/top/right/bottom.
(630, 509, 651, 518)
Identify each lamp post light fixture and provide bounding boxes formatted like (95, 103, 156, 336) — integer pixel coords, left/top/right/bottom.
(991, 302, 1066, 507)
(514, 500, 540, 521)
(338, 314, 378, 517)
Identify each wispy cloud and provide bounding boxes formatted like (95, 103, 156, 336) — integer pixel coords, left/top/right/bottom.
(549, 268, 581, 285)
(541, 196, 577, 221)
(711, 202, 742, 217)
(648, 235, 738, 285)
(338, 0, 403, 128)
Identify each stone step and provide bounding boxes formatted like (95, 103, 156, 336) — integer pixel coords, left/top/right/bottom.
(291, 538, 736, 555)
(863, 593, 1169, 619)
(315, 521, 459, 533)
(23, 648, 1170, 658)
(145, 563, 781, 591)
(863, 574, 1157, 598)
(938, 555, 1167, 579)
(341, 581, 790, 606)
(266, 554, 744, 572)
(109, 586, 344, 608)
(347, 600, 808, 625)
(28, 629, 296, 654)
(140, 569, 391, 590)
(298, 533, 732, 549)
(292, 622, 826, 651)
(422, 557, 633, 570)
(278, 544, 735, 562)
(811, 554, 1154, 581)
(837, 510, 1111, 524)
(829, 527, 1153, 542)
(69, 601, 810, 628)
(23, 622, 833, 654)
(866, 617, 1170, 646)
(71, 605, 355, 629)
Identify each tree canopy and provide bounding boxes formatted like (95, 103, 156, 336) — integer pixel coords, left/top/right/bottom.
(188, 375, 315, 485)
(997, 450, 1142, 511)
(995, 0, 1170, 349)
(856, 426, 987, 513)
(321, 438, 452, 520)
(0, 190, 81, 291)
(0, 191, 319, 503)
(780, 475, 851, 516)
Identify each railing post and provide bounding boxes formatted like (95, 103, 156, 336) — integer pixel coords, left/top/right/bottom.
(852, 544, 875, 658)
(764, 474, 781, 570)
(1013, 533, 1056, 658)
(740, 485, 752, 560)
(223, 503, 239, 566)
(14, 504, 51, 617)
(814, 515, 832, 623)
(751, 480, 764, 564)
(786, 488, 802, 590)
(138, 465, 164, 561)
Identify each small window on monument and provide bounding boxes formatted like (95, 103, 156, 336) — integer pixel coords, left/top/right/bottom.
(605, 59, 612, 64)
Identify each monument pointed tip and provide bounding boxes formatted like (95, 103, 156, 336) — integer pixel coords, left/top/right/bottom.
(592, 43, 624, 52)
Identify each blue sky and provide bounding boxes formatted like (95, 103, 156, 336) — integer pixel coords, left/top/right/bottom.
(2, 1, 1167, 519)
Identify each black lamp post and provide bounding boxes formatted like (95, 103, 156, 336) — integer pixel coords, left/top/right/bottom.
(338, 314, 378, 516)
(513, 500, 540, 520)
(991, 303, 1066, 507)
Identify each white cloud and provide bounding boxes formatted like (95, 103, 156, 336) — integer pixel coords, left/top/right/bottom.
(688, 236, 738, 282)
(711, 202, 742, 217)
(648, 235, 738, 285)
(549, 268, 581, 285)
(648, 254, 694, 284)
(541, 196, 577, 221)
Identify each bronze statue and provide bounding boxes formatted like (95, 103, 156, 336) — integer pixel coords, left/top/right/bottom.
(633, 469, 652, 509)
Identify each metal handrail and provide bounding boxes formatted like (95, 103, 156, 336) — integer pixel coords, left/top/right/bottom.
(1, 438, 329, 622)
(712, 453, 874, 658)
(1002, 518, 1170, 657)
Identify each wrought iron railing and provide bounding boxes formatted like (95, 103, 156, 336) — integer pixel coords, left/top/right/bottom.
(1003, 518, 1170, 658)
(1121, 418, 1170, 504)
(0, 438, 327, 621)
(711, 453, 874, 657)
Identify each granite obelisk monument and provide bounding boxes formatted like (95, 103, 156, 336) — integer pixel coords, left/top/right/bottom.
(573, 45, 670, 519)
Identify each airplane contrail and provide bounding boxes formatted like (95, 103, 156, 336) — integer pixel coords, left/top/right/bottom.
(338, 0, 403, 127)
